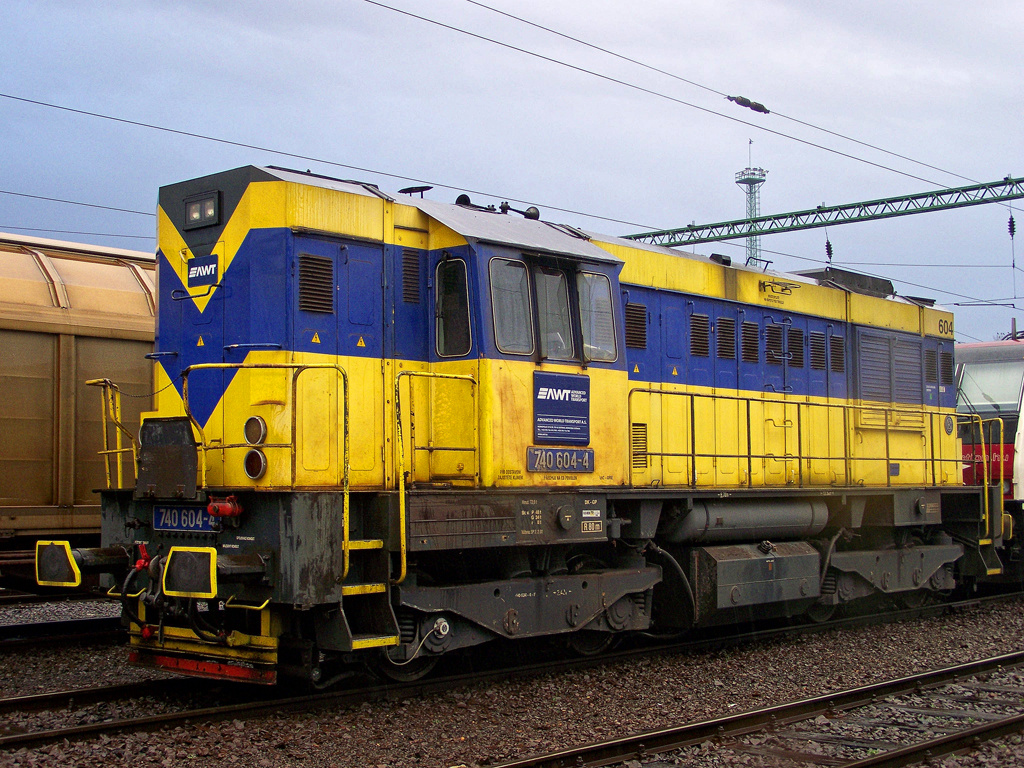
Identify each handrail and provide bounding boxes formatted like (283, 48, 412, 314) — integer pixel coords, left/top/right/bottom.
(181, 362, 353, 577)
(626, 386, 961, 489)
(85, 379, 138, 489)
(962, 415, 1007, 542)
(394, 370, 478, 585)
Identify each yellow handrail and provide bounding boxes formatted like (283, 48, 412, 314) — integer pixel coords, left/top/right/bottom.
(181, 362, 352, 577)
(625, 386, 961, 489)
(393, 370, 478, 585)
(85, 379, 138, 489)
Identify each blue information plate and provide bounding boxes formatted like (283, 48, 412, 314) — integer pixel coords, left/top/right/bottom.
(153, 505, 214, 533)
(527, 447, 595, 473)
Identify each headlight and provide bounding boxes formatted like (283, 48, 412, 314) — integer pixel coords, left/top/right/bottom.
(244, 415, 267, 445)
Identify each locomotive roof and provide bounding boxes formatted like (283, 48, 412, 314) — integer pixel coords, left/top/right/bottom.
(413, 199, 621, 265)
(255, 167, 947, 313)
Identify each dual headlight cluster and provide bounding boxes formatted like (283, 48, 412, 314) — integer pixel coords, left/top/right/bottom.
(243, 416, 267, 480)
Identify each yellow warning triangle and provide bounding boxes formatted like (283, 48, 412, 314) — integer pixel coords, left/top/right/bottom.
(671, 366, 678, 376)
(633, 364, 639, 373)
(197, 336, 204, 347)
(357, 336, 366, 348)
(311, 332, 321, 344)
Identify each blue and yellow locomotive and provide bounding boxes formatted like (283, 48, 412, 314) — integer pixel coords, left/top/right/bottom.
(37, 166, 1005, 684)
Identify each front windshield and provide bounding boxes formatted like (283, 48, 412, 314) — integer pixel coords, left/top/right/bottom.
(957, 359, 1024, 415)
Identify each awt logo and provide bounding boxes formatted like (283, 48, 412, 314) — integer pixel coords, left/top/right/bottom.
(537, 387, 587, 402)
(188, 263, 217, 280)
(187, 255, 219, 287)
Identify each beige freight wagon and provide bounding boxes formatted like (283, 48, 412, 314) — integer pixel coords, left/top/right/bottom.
(0, 232, 154, 556)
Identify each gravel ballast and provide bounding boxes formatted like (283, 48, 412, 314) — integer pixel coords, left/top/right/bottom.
(3, 597, 1024, 767)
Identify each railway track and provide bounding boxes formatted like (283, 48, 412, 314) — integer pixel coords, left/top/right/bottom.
(0, 593, 1018, 756)
(493, 651, 1024, 768)
(0, 616, 123, 650)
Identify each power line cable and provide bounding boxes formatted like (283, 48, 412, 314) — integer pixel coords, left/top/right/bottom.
(0, 224, 154, 240)
(362, 0, 944, 187)
(0, 93, 658, 231)
(462, 0, 979, 186)
(0, 189, 154, 217)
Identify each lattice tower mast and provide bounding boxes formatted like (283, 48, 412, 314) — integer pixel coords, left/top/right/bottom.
(736, 165, 767, 265)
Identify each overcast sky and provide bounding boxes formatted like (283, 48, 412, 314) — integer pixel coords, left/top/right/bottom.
(2, 0, 1022, 342)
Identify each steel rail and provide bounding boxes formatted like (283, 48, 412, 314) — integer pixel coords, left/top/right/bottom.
(492, 649, 1024, 768)
(1, 592, 1020, 754)
(0, 616, 122, 650)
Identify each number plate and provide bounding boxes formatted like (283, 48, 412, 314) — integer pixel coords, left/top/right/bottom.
(527, 447, 594, 473)
(153, 505, 214, 533)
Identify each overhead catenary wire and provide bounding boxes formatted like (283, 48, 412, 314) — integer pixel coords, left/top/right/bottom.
(0, 224, 154, 240)
(0, 93, 658, 232)
(0, 189, 154, 217)
(461, 0, 980, 188)
(361, 0, 954, 189)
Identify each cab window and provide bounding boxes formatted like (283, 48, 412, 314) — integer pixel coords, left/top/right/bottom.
(534, 266, 574, 361)
(489, 258, 534, 354)
(577, 272, 616, 362)
(436, 259, 471, 357)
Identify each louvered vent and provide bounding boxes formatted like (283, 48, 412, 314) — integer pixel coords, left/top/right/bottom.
(810, 332, 826, 370)
(939, 351, 954, 385)
(717, 317, 736, 359)
(624, 303, 647, 349)
(830, 336, 846, 373)
(924, 349, 938, 383)
(402, 249, 420, 303)
(788, 328, 805, 368)
(690, 314, 710, 357)
(741, 322, 759, 363)
(631, 423, 648, 469)
(766, 325, 784, 365)
(298, 254, 334, 313)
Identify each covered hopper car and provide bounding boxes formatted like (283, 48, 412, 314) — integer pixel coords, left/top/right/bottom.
(0, 232, 154, 581)
(36, 167, 1010, 684)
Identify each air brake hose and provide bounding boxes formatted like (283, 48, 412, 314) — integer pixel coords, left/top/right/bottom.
(646, 542, 696, 620)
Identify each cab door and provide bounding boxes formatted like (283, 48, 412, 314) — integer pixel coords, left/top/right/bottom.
(424, 256, 478, 484)
(292, 236, 385, 486)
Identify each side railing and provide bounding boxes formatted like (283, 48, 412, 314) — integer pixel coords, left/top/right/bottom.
(627, 387, 961, 491)
(393, 370, 478, 584)
(181, 362, 354, 576)
(959, 414, 1008, 544)
(86, 378, 139, 489)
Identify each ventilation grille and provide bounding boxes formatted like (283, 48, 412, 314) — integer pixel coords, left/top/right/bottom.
(766, 325, 784, 365)
(830, 336, 846, 373)
(924, 349, 938, 384)
(717, 317, 736, 359)
(624, 303, 647, 349)
(939, 351, 954, 385)
(631, 423, 648, 469)
(788, 328, 805, 368)
(810, 332, 826, 371)
(741, 322, 759, 363)
(298, 254, 334, 313)
(402, 249, 420, 303)
(690, 314, 710, 357)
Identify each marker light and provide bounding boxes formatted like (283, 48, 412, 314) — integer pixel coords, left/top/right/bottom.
(244, 448, 267, 480)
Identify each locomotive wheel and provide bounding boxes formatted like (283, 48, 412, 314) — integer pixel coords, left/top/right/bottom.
(899, 589, 934, 609)
(377, 650, 439, 682)
(567, 630, 615, 656)
(805, 601, 837, 623)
